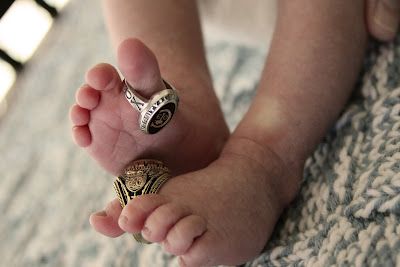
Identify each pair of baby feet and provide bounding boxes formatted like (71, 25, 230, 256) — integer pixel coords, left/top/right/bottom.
(70, 38, 287, 266)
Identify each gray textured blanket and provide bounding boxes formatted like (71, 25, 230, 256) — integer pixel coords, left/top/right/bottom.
(0, 0, 399, 266)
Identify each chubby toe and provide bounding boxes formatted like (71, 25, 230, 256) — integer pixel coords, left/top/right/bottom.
(85, 63, 121, 93)
(70, 104, 90, 126)
(75, 85, 100, 110)
(90, 198, 125, 238)
(72, 125, 91, 147)
(118, 194, 169, 233)
(163, 215, 206, 256)
(142, 202, 191, 243)
(117, 38, 165, 99)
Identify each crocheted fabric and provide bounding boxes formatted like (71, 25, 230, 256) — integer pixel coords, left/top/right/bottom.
(1, 0, 399, 265)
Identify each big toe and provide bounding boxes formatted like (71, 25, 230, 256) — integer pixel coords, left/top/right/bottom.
(117, 38, 165, 98)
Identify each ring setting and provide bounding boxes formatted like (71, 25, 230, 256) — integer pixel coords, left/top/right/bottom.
(113, 159, 172, 243)
(123, 79, 179, 134)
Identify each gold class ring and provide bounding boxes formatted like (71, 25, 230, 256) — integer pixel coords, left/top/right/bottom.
(113, 159, 171, 243)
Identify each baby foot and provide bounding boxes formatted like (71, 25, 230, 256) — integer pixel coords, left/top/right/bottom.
(69, 38, 229, 176)
(94, 138, 293, 266)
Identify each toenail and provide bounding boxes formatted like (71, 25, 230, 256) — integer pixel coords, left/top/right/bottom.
(118, 215, 128, 227)
(93, 210, 107, 217)
(142, 226, 151, 238)
(105, 201, 115, 214)
(105, 77, 117, 91)
(163, 239, 171, 251)
(80, 83, 89, 89)
(178, 257, 187, 267)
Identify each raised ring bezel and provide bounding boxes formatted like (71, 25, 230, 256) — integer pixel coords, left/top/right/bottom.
(139, 88, 179, 134)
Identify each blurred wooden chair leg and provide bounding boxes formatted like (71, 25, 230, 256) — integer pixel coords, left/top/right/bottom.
(0, 49, 23, 72)
(34, 0, 58, 18)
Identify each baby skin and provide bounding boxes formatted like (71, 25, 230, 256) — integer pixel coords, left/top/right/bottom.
(71, 38, 288, 265)
(70, 39, 229, 176)
(71, 1, 368, 266)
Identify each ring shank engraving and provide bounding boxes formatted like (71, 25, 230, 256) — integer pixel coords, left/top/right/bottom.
(123, 80, 146, 112)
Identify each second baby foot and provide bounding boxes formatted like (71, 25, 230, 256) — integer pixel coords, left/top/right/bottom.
(69, 38, 229, 175)
(93, 137, 292, 266)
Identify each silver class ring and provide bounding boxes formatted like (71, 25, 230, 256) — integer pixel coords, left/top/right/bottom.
(123, 79, 179, 134)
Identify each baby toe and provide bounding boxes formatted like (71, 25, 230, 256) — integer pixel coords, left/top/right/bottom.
(72, 125, 91, 147)
(85, 63, 121, 93)
(89, 198, 124, 238)
(75, 84, 100, 110)
(117, 38, 164, 99)
(70, 104, 90, 126)
(142, 202, 190, 243)
(179, 232, 226, 267)
(118, 194, 169, 233)
(163, 215, 206, 256)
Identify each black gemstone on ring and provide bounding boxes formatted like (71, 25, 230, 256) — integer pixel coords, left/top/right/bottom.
(148, 102, 176, 134)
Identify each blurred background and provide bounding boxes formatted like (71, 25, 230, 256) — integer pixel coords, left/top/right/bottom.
(0, 0, 67, 114)
(0, 1, 120, 266)
(0, 0, 274, 266)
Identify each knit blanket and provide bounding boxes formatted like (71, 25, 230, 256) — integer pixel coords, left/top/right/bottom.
(0, 0, 399, 266)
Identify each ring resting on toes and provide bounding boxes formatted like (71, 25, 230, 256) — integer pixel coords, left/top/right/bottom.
(113, 159, 172, 244)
